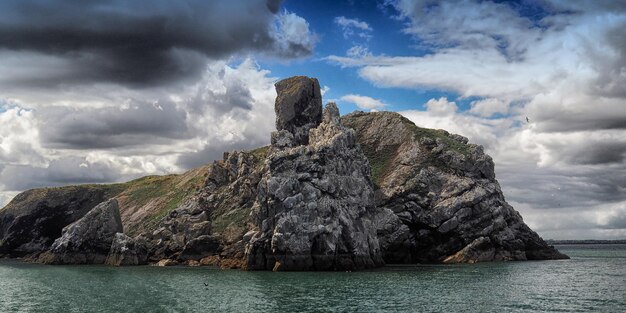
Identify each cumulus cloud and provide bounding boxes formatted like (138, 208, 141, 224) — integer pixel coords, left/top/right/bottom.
(469, 98, 509, 117)
(0, 58, 278, 206)
(341, 94, 387, 110)
(0, 0, 314, 88)
(0, 105, 45, 167)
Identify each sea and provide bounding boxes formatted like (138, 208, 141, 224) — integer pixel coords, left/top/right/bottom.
(0, 244, 624, 312)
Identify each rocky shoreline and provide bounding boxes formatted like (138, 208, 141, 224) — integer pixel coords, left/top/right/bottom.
(0, 76, 567, 270)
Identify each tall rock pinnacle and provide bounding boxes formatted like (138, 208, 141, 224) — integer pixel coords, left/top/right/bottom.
(272, 76, 323, 146)
(245, 76, 384, 271)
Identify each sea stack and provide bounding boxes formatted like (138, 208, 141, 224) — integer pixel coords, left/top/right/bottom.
(244, 76, 385, 271)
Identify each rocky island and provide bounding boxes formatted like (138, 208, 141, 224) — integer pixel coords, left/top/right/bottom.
(0, 76, 567, 270)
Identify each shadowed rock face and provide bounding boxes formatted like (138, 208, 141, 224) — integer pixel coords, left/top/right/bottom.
(39, 199, 123, 264)
(245, 82, 384, 270)
(0, 185, 124, 257)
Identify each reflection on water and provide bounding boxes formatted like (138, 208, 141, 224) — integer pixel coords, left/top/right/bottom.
(1, 244, 624, 312)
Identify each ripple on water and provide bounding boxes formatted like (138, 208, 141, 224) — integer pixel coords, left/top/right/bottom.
(0, 245, 624, 313)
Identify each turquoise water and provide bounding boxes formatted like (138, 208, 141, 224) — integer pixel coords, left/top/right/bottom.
(1, 244, 624, 312)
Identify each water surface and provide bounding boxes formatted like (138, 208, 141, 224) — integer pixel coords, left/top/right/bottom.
(1, 244, 624, 312)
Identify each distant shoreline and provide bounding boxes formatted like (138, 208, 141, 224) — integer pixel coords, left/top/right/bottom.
(547, 239, 626, 245)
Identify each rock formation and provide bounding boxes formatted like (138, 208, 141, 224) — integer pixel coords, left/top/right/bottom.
(39, 199, 124, 264)
(0, 75, 567, 269)
(105, 233, 148, 266)
(145, 149, 264, 265)
(0, 185, 124, 257)
(343, 111, 567, 262)
(273, 76, 323, 146)
(244, 76, 384, 271)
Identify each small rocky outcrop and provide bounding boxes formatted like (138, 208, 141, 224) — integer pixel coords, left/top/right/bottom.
(244, 76, 384, 271)
(105, 233, 148, 266)
(39, 199, 123, 264)
(343, 111, 567, 263)
(0, 185, 124, 257)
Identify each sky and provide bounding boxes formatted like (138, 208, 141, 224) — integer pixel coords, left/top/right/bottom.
(0, 0, 624, 240)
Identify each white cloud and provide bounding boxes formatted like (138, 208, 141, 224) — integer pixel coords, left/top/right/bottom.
(271, 11, 317, 58)
(0, 58, 278, 205)
(334, 16, 372, 31)
(346, 45, 372, 58)
(0, 105, 45, 166)
(334, 16, 373, 40)
(321, 85, 330, 96)
(341, 94, 387, 110)
(0, 191, 19, 208)
(469, 98, 509, 117)
(424, 97, 458, 116)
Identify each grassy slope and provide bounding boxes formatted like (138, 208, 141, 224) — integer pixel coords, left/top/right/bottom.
(117, 165, 209, 236)
(346, 112, 471, 187)
(0, 166, 210, 238)
(2, 112, 472, 238)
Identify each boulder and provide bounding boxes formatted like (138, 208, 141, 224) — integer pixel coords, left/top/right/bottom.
(179, 235, 221, 261)
(39, 199, 123, 264)
(105, 233, 148, 266)
(273, 76, 322, 146)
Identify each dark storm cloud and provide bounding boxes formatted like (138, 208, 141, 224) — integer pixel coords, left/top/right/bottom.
(568, 142, 626, 165)
(498, 164, 626, 209)
(593, 22, 626, 98)
(39, 100, 190, 149)
(0, 157, 128, 191)
(186, 75, 255, 115)
(535, 114, 626, 133)
(0, 0, 310, 87)
(176, 138, 267, 169)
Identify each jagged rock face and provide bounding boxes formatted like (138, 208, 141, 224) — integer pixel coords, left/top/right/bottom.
(0, 185, 124, 257)
(105, 233, 148, 266)
(146, 149, 264, 263)
(39, 199, 124, 264)
(343, 111, 567, 263)
(245, 78, 384, 271)
(273, 76, 322, 146)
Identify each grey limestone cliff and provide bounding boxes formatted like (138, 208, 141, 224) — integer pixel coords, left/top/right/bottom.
(244, 76, 384, 271)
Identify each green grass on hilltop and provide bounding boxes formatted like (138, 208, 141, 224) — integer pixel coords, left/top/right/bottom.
(395, 115, 471, 156)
